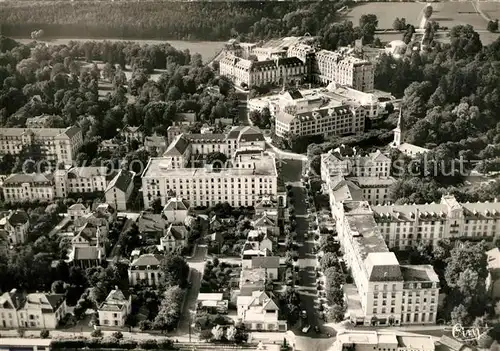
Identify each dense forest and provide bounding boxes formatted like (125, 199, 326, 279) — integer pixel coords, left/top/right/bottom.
(0, 35, 238, 172)
(0, 1, 349, 42)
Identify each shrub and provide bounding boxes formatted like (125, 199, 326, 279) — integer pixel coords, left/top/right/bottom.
(40, 329, 50, 338)
(139, 339, 158, 349)
(112, 331, 124, 340)
(90, 329, 103, 338)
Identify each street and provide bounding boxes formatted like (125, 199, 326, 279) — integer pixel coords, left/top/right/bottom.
(178, 245, 207, 337)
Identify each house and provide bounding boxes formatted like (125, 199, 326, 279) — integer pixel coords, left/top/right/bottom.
(1, 291, 67, 329)
(0, 289, 23, 328)
(250, 256, 279, 280)
(69, 246, 104, 269)
(21, 293, 66, 329)
(487, 248, 500, 298)
(99, 139, 121, 153)
(137, 213, 165, 238)
(245, 230, 273, 255)
(210, 215, 223, 231)
(236, 290, 286, 331)
(252, 213, 278, 235)
(121, 125, 143, 143)
(98, 288, 132, 328)
(159, 224, 188, 253)
(0, 210, 29, 245)
(128, 254, 163, 286)
(67, 203, 90, 221)
(239, 268, 266, 294)
(145, 133, 168, 155)
(163, 197, 190, 223)
(197, 293, 228, 314)
(242, 248, 272, 268)
(105, 169, 135, 211)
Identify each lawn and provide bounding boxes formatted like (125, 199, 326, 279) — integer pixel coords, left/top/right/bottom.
(342, 2, 427, 29)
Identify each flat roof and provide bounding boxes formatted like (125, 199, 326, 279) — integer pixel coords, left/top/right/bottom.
(143, 155, 277, 178)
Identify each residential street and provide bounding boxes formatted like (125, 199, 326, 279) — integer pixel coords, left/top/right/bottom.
(178, 245, 207, 336)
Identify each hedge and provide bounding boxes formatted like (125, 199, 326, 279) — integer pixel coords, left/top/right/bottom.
(51, 338, 176, 350)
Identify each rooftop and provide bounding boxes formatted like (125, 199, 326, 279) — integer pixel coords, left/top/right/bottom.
(143, 155, 277, 178)
(400, 265, 440, 283)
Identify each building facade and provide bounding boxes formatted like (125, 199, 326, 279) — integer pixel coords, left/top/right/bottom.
(98, 288, 131, 328)
(128, 254, 163, 286)
(0, 210, 29, 245)
(315, 49, 374, 91)
(54, 166, 109, 198)
(0, 126, 83, 165)
(219, 54, 306, 88)
(2, 173, 55, 203)
(105, 169, 135, 211)
(0, 290, 67, 329)
(142, 127, 280, 209)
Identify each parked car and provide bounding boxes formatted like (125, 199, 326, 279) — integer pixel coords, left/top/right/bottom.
(302, 325, 311, 333)
(314, 326, 320, 333)
(301, 310, 307, 319)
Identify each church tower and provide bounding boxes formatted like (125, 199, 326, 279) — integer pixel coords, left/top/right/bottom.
(391, 109, 402, 148)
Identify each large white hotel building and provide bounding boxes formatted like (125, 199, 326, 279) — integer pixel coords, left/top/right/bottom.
(322, 146, 500, 326)
(141, 127, 282, 209)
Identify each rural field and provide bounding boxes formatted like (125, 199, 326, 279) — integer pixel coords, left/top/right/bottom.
(343, 2, 426, 29)
(477, 1, 500, 21)
(430, 2, 488, 30)
(15, 38, 226, 63)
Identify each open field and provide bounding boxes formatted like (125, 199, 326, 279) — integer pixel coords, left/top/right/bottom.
(343, 2, 426, 29)
(15, 38, 226, 63)
(477, 1, 500, 21)
(431, 2, 488, 29)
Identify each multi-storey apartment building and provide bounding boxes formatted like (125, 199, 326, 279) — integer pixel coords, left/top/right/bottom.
(2, 173, 55, 203)
(219, 54, 306, 88)
(0, 126, 83, 165)
(248, 84, 381, 121)
(54, 166, 110, 198)
(321, 149, 395, 206)
(162, 126, 266, 169)
(373, 195, 500, 250)
(315, 48, 374, 91)
(334, 200, 440, 326)
(275, 104, 366, 138)
(142, 151, 278, 209)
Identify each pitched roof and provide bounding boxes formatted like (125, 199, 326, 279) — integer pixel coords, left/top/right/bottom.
(253, 213, 276, 227)
(400, 265, 440, 283)
(7, 210, 29, 225)
(0, 289, 24, 310)
(138, 213, 165, 233)
(67, 167, 107, 179)
(365, 252, 403, 282)
(74, 246, 101, 261)
(163, 135, 190, 157)
(3, 173, 53, 185)
(23, 293, 65, 313)
(164, 198, 190, 211)
(68, 203, 88, 211)
(106, 169, 134, 193)
(99, 288, 129, 312)
(251, 256, 280, 269)
(166, 224, 188, 240)
(130, 253, 163, 268)
(237, 126, 265, 143)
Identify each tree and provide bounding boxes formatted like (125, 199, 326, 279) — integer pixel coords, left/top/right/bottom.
(112, 331, 123, 340)
(487, 19, 499, 33)
(151, 198, 163, 214)
(51, 280, 66, 294)
(393, 17, 407, 31)
(200, 329, 213, 341)
(90, 329, 103, 338)
(154, 285, 184, 331)
(320, 252, 339, 271)
(424, 5, 433, 19)
(160, 255, 190, 288)
(226, 325, 237, 341)
(327, 304, 345, 323)
(206, 152, 228, 167)
(211, 325, 224, 341)
(40, 330, 50, 338)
